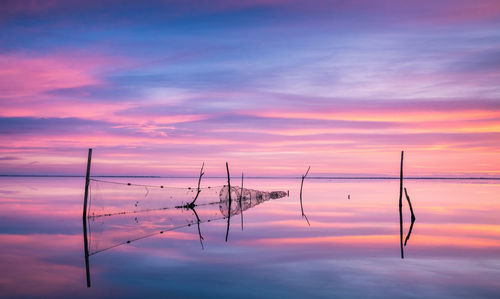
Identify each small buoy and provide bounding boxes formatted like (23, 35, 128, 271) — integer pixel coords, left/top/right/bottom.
(127, 183, 131, 186)
(348, 194, 350, 199)
(126, 240, 131, 244)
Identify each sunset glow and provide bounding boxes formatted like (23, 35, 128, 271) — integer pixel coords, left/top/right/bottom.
(1, 0, 499, 177)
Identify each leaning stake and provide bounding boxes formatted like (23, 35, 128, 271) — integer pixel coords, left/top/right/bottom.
(300, 166, 311, 226)
(189, 162, 205, 207)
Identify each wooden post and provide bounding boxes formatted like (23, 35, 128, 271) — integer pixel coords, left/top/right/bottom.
(399, 151, 404, 259)
(82, 148, 92, 287)
(240, 172, 244, 230)
(83, 148, 92, 219)
(189, 162, 205, 207)
(225, 162, 231, 242)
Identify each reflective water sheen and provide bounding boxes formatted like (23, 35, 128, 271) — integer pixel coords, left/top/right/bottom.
(1, 177, 499, 298)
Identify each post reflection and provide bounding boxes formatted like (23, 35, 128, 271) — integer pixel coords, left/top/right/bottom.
(1, 177, 498, 298)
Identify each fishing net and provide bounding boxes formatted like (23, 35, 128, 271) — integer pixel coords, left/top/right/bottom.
(87, 179, 223, 255)
(86, 179, 288, 255)
(218, 185, 288, 217)
(87, 179, 223, 218)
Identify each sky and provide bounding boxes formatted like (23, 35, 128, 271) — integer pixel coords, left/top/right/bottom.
(1, 0, 499, 177)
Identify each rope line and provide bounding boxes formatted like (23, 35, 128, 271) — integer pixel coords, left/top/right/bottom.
(89, 178, 223, 190)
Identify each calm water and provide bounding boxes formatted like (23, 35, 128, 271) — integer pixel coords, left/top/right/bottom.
(0, 177, 499, 298)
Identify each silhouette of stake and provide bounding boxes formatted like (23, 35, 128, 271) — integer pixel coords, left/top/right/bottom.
(399, 151, 404, 259)
(188, 162, 205, 207)
(83, 148, 92, 287)
(225, 162, 232, 242)
(404, 187, 416, 246)
(239, 172, 244, 230)
(300, 166, 311, 226)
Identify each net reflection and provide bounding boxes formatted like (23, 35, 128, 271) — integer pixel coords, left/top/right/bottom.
(83, 184, 288, 287)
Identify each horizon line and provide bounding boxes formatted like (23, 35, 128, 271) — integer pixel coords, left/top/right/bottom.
(0, 174, 499, 180)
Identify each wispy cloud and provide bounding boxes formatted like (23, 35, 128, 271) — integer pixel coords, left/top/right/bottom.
(0, 1, 498, 176)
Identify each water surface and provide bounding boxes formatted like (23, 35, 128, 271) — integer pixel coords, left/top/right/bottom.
(0, 177, 499, 298)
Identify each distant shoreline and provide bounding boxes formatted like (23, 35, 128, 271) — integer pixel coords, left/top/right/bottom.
(0, 175, 498, 180)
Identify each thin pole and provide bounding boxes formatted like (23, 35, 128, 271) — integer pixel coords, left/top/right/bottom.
(83, 148, 92, 219)
(240, 172, 244, 230)
(399, 151, 404, 259)
(82, 148, 92, 287)
(225, 162, 231, 242)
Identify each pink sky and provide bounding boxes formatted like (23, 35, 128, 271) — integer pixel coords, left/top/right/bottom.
(0, 0, 499, 177)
